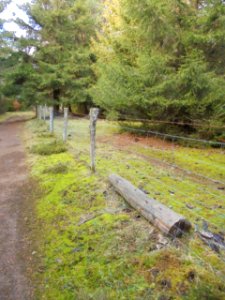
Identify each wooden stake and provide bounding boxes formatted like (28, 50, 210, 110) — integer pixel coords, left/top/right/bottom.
(63, 107, 69, 142)
(49, 106, 54, 133)
(37, 105, 41, 120)
(109, 174, 191, 237)
(90, 108, 99, 172)
(40, 105, 44, 120)
(43, 104, 47, 121)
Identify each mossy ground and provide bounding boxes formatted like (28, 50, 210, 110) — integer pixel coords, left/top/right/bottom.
(25, 118, 225, 300)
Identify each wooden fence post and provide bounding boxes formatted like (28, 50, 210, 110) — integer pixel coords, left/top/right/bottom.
(63, 107, 69, 142)
(49, 106, 54, 133)
(90, 108, 99, 172)
(41, 105, 44, 120)
(35, 105, 38, 119)
(37, 105, 41, 120)
(43, 104, 47, 121)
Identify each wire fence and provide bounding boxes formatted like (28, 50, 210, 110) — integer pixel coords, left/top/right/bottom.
(117, 114, 225, 129)
(37, 105, 225, 273)
(98, 145, 225, 202)
(108, 124, 225, 147)
(101, 125, 225, 187)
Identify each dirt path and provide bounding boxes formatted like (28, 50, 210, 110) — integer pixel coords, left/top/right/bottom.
(0, 122, 32, 300)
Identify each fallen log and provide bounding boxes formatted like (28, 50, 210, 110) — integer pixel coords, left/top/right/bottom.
(109, 174, 191, 237)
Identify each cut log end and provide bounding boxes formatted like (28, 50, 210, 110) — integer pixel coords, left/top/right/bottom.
(169, 219, 192, 238)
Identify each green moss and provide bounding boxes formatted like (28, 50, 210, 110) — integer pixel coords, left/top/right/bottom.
(25, 119, 225, 300)
(37, 132, 55, 138)
(43, 163, 69, 174)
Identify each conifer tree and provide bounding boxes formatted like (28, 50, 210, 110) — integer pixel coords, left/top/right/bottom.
(0, 0, 14, 113)
(25, 0, 98, 111)
(91, 0, 225, 125)
(1, 0, 98, 111)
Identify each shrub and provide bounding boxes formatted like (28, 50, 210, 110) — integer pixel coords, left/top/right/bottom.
(30, 140, 67, 156)
(0, 97, 9, 114)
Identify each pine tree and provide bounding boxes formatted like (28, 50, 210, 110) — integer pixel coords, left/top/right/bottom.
(25, 0, 98, 111)
(91, 0, 225, 126)
(0, 0, 15, 113)
(1, 0, 98, 112)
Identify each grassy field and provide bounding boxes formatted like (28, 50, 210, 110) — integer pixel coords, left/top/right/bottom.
(25, 117, 225, 300)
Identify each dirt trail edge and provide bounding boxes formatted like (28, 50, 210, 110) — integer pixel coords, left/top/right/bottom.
(0, 121, 33, 300)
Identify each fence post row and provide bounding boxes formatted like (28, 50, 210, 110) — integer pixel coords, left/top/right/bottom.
(63, 107, 69, 142)
(90, 108, 99, 172)
(49, 106, 54, 133)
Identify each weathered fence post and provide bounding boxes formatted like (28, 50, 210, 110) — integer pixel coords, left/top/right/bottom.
(41, 105, 44, 120)
(49, 106, 54, 133)
(37, 105, 41, 120)
(35, 105, 38, 119)
(63, 107, 69, 142)
(43, 104, 47, 121)
(90, 108, 99, 172)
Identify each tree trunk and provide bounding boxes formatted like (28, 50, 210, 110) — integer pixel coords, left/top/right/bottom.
(53, 89, 60, 115)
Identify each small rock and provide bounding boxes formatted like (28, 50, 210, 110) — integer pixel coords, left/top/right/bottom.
(72, 248, 81, 253)
(149, 245, 157, 251)
(213, 233, 224, 244)
(209, 242, 220, 253)
(150, 268, 160, 278)
(200, 231, 213, 239)
(160, 279, 171, 289)
(158, 234, 168, 245)
(187, 270, 196, 282)
(156, 244, 163, 250)
(186, 203, 195, 209)
(55, 258, 63, 264)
